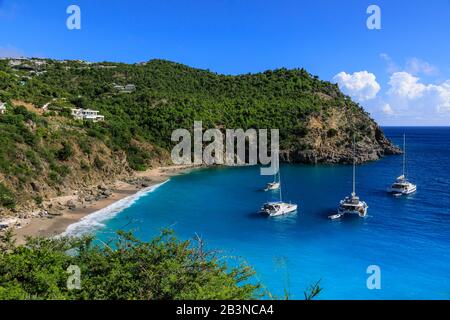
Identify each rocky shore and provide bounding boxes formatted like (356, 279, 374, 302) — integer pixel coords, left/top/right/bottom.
(280, 135, 401, 164)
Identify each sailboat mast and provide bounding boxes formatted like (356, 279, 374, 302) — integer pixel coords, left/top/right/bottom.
(352, 137, 356, 196)
(279, 180, 282, 202)
(403, 134, 406, 177)
(278, 157, 282, 202)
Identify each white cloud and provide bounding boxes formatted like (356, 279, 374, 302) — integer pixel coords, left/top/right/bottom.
(405, 57, 438, 76)
(379, 53, 399, 74)
(379, 54, 438, 76)
(359, 57, 449, 125)
(431, 81, 450, 112)
(387, 72, 450, 113)
(382, 103, 394, 115)
(332, 71, 381, 102)
(388, 72, 426, 99)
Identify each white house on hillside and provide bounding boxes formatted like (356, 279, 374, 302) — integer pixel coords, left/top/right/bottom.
(0, 102, 7, 115)
(113, 83, 136, 93)
(124, 84, 136, 92)
(71, 108, 105, 122)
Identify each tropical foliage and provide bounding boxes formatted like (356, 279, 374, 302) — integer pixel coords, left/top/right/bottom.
(0, 230, 260, 300)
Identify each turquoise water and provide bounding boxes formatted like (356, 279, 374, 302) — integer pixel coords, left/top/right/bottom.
(87, 127, 449, 299)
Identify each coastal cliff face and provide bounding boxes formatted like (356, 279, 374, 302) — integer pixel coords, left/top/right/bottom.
(0, 58, 399, 218)
(280, 106, 400, 164)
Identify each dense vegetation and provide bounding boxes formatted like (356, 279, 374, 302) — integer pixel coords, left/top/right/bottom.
(0, 230, 261, 300)
(0, 102, 159, 210)
(1, 58, 362, 152)
(0, 58, 395, 212)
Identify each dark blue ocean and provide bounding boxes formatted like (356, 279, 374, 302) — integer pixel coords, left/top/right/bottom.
(72, 127, 450, 299)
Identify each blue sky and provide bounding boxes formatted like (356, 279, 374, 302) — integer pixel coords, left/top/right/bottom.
(1, 0, 449, 125)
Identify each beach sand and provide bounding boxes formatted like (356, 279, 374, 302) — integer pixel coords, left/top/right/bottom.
(13, 164, 198, 244)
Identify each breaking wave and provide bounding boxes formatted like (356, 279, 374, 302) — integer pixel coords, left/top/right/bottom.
(60, 180, 169, 237)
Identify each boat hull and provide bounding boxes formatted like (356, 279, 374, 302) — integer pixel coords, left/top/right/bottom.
(338, 203, 368, 218)
(261, 203, 298, 217)
(387, 185, 417, 195)
(264, 182, 280, 192)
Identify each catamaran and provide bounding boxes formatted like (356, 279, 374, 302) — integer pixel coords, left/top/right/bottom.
(332, 138, 368, 219)
(388, 134, 417, 195)
(260, 159, 297, 217)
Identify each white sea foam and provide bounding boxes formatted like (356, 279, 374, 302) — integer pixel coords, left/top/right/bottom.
(60, 180, 169, 237)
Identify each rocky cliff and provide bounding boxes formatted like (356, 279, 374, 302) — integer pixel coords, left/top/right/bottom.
(280, 106, 401, 164)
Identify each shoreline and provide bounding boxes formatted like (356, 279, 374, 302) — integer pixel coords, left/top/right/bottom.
(12, 164, 200, 244)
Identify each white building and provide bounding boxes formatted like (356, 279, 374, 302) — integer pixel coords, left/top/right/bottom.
(113, 83, 136, 93)
(0, 102, 6, 115)
(71, 108, 104, 122)
(124, 84, 136, 92)
(8, 58, 27, 67)
(32, 59, 47, 67)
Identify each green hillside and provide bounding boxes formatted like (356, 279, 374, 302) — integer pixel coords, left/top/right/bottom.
(0, 58, 399, 213)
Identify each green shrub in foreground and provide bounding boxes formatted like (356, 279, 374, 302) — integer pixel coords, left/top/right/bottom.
(0, 230, 260, 300)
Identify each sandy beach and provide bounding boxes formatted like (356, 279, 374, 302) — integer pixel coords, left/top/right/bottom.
(13, 164, 199, 244)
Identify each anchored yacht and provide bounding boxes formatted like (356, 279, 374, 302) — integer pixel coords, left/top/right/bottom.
(388, 134, 417, 195)
(260, 202, 298, 217)
(264, 170, 281, 191)
(334, 138, 368, 218)
(264, 181, 280, 191)
(338, 193, 368, 217)
(260, 158, 298, 217)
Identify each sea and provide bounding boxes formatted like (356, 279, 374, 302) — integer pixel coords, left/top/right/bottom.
(65, 127, 450, 299)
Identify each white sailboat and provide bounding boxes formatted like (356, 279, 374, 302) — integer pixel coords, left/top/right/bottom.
(333, 138, 368, 219)
(264, 169, 280, 191)
(388, 134, 417, 195)
(261, 201, 297, 217)
(260, 159, 297, 217)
